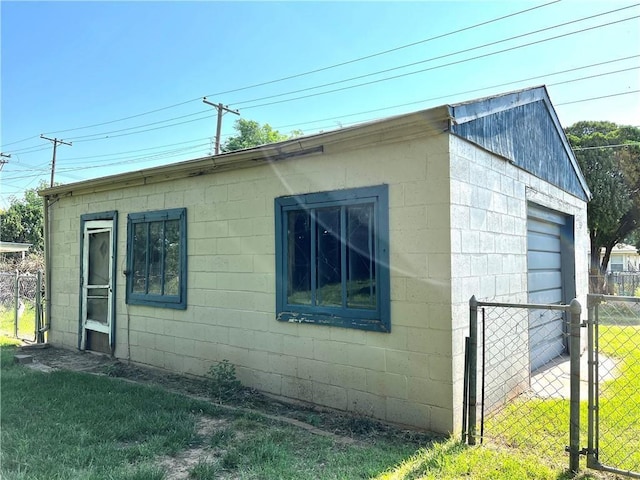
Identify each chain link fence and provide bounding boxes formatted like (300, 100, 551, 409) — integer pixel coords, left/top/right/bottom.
(588, 295, 640, 476)
(464, 298, 581, 470)
(0, 271, 44, 342)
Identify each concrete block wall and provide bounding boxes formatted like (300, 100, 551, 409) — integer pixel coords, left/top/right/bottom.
(448, 135, 589, 432)
(47, 132, 456, 432)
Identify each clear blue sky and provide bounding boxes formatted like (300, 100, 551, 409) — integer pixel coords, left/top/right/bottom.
(1, 1, 639, 207)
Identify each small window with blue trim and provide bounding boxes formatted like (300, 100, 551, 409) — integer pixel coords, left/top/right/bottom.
(126, 208, 187, 309)
(275, 185, 390, 332)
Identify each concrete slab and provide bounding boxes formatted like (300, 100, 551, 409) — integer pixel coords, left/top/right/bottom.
(14, 354, 33, 365)
(530, 353, 619, 400)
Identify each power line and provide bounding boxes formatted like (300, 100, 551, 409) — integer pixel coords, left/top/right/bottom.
(3, 88, 637, 185)
(267, 55, 640, 132)
(0, 1, 561, 147)
(556, 90, 640, 106)
(231, 4, 640, 108)
(573, 142, 640, 151)
(204, 1, 563, 98)
(57, 136, 212, 162)
(66, 109, 214, 142)
(240, 14, 640, 111)
(5, 57, 638, 164)
(42, 97, 204, 136)
(5, 6, 636, 153)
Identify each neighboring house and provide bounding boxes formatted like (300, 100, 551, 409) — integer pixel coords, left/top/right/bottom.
(39, 86, 590, 434)
(0, 241, 32, 261)
(604, 244, 640, 273)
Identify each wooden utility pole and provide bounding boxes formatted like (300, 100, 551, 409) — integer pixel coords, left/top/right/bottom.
(40, 135, 72, 187)
(202, 98, 239, 155)
(0, 152, 10, 171)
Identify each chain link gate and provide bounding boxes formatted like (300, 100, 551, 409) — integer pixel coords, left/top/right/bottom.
(586, 295, 640, 478)
(463, 297, 582, 471)
(464, 294, 640, 477)
(0, 271, 44, 342)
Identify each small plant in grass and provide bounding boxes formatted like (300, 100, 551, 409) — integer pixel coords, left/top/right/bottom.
(209, 427, 234, 448)
(206, 360, 243, 402)
(221, 448, 241, 470)
(189, 459, 221, 479)
(103, 361, 127, 377)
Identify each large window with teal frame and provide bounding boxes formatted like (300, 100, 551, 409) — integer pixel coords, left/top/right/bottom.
(126, 208, 187, 309)
(275, 185, 390, 332)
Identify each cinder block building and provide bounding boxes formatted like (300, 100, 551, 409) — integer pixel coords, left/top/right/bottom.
(39, 86, 590, 433)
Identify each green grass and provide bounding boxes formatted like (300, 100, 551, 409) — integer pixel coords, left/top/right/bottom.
(0, 303, 37, 340)
(0, 338, 422, 480)
(3, 321, 639, 480)
(594, 324, 640, 470)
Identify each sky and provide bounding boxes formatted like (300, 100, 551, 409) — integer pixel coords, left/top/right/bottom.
(1, 1, 639, 208)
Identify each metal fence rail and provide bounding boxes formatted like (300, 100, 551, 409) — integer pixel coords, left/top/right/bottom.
(464, 297, 582, 472)
(0, 271, 44, 342)
(587, 295, 640, 478)
(606, 272, 640, 297)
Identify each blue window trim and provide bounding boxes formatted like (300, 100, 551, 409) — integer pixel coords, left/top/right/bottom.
(275, 185, 390, 332)
(126, 208, 187, 310)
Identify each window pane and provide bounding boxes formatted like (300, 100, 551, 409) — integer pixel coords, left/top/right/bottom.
(132, 223, 148, 293)
(316, 207, 341, 307)
(148, 222, 164, 295)
(164, 220, 180, 295)
(88, 231, 110, 286)
(347, 204, 376, 309)
(287, 211, 312, 305)
(87, 288, 109, 324)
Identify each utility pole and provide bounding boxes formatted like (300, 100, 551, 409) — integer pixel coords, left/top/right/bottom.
(40, 135, 72, 187)
(0, 152, 10, 171)
(202, 98, 239, 155)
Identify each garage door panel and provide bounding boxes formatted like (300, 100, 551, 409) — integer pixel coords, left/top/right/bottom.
(527, 204, 567, 371)
(527, 231, 561, 252)
(528, 251, 561, 271)
(528, 271, 562, 292)
(528, 218, 564, 236)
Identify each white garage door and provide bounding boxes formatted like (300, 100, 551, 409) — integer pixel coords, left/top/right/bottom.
(527, 205, 567, 371)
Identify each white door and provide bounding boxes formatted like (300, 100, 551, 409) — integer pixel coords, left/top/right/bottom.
(81, 220, 114, 350)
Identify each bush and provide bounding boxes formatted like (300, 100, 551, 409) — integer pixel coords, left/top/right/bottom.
(206, 360, 243, 403)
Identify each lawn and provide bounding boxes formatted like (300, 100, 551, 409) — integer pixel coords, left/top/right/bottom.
(2, 326, 637, 479)
(0, 303, 37, 341)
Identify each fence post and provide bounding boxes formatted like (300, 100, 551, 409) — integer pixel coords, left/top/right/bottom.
(569, 298, 582, 474)
(36, 270, 43, 343)
(13, 270, 19, 338)
(468, 295, 478, 445)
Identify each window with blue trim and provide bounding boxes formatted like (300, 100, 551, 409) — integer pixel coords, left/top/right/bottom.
(126, 208, 187, 309)
(275, 185, 390, 332)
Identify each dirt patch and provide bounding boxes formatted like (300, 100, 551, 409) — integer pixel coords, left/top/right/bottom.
(16, 344, 437, 446)
(157, 417, 230, 480)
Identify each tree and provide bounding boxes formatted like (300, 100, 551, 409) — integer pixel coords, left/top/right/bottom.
(222, 119, 303, 153)
(565, 121, 640, 281)
(0, 183, 46, 253)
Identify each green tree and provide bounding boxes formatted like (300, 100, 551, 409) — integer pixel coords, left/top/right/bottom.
(565, 121, 640, 279)
(222, 119, 303, 153)
(0, 183, 46, 252)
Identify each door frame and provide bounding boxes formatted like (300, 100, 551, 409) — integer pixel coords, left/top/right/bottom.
(79, 211, 118, 353)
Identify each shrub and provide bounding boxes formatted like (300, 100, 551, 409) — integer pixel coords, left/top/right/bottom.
(206, 360, 243, 403)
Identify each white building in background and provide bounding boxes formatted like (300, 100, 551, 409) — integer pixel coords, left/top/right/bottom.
(604, 244, 640, 273)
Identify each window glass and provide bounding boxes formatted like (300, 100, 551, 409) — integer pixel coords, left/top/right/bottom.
(316, 207, 341, 307)
(132, 223, 147, 294)
(275, 185, 389, 332)
(127, 208, 187, 309)
(347, 204, 376, 309)
(287, 210, 312, 305)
